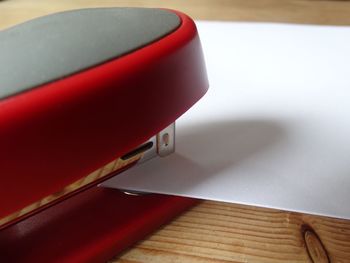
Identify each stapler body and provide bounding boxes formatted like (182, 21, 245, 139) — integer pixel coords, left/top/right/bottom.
(0, 8, 208, 262)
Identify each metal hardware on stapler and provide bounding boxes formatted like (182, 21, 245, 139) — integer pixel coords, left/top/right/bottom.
(119, 122, 175, 196)
(0, 123, 176, 228)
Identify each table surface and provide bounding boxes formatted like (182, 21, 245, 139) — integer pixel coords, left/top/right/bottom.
(1, 1, 350, 262)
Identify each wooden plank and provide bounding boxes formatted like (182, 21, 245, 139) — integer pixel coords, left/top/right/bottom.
(1, 0, 350, 262)
(2, 0, 350, 30)
(115, 201, 350, 263)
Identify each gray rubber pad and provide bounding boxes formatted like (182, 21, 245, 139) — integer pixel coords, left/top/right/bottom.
(0, 8, 180, 99)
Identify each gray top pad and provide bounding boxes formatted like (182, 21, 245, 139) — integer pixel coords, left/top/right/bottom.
(0, 8, 180, 99)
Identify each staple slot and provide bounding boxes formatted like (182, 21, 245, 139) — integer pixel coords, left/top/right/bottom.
(121, 141, 154, 160)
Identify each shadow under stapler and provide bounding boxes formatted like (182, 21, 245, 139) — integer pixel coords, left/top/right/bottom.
(108, 119, 287, 195)
(167, 119, 287, 191)
(179, 119, 285, 170)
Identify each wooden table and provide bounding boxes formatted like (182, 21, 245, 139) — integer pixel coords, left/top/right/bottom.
(1, 1, 350, 262)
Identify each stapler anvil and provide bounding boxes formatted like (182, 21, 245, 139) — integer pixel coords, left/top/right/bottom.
(0, 8, 208, 262)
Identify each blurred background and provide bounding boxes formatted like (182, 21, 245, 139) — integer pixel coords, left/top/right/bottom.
(2, 0, 350, 29)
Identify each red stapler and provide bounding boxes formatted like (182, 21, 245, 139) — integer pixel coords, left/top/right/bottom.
(0, 7, 208, 262)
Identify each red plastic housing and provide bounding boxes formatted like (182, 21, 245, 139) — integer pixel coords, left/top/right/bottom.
(0, 187, 199, 262)
(0, 9, 208, 262)
(0, 10, 207, 223)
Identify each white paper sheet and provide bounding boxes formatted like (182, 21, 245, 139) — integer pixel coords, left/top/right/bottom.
(102, 21, 350, 219)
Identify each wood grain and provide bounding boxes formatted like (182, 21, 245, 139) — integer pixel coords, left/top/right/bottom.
(2, 0, 350, 262)
(115, 202, 350, 263)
